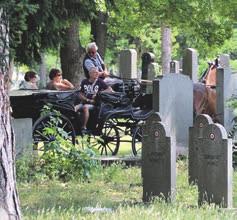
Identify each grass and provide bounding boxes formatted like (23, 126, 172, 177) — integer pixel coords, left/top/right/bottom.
(18, 159, 237, 220)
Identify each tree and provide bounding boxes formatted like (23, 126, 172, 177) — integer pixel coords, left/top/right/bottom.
(60, 20, 85, 86)
(0, 7, 21, 220)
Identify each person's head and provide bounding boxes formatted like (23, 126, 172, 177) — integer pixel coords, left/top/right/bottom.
(87, 42, 98, 58)
(89, 67, 99, 81)
(49, 68, 62, 81)
(24, 71, 37, 83)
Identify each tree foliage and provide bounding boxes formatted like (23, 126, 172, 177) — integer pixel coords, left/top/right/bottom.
(2, 0, 237, 70)
(3, 0, 98, 65)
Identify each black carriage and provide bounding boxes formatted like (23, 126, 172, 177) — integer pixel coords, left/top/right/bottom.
(10, 79, 153, 156)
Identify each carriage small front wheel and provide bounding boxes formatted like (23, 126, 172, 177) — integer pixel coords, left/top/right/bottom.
(90, 121, 120, 156)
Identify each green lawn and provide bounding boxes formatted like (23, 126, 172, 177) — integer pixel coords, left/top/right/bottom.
(18, 160, 237, 220)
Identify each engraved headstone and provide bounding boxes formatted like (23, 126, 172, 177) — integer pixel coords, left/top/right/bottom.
(182, 48, 198, 82)
(170, 60, 180, 74)
(196, 116, 232, 208)
(119, 49, 137, 79)
(142, 112, 176, 202)
(189, 114, 213, 184)
(153, 74, 193, 155)
(12, 118, 33, 157)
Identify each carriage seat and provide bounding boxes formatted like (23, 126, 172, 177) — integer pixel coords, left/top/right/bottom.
(131, 109, 153, 120)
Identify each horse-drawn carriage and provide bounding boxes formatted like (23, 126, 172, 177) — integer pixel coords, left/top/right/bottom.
(10, 79, 153, 156)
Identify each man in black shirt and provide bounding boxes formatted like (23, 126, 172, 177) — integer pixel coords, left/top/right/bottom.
(76, 67, 112, 133)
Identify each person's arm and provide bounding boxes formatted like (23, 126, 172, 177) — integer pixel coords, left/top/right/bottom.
(79, 92, 95, 104)
(103, 86, 113, 93)
(97, 53, 110, 78)
(62, 79, 74, 89)
(100, 68, 110, 78)
(54, 81, 73, 91)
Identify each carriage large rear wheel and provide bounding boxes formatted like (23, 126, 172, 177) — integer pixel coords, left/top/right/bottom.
(132, 126, 142, 156)
(90, 121, 120, 156)
(33, 114, 76, 152)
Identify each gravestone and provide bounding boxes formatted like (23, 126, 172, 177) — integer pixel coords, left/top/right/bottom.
(188, 114, 213, 184)
(216, 65, 236, 131)
(141, 52, 155, 80)
(12, 118, 32, 157)
(182, 48, 198, 83)
(141, 52, 159, 93)
(142, 112, 176, 202)
(153, 74, 193, 155)
(196, 115, 232, 208)
(170, 60, 180, 74)
(145, 63, 159, 94)
(119, 49, 137, 79)
(219, 54, 230, 68)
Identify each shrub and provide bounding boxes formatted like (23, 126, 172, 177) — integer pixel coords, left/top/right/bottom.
(16, 105, 98, 182)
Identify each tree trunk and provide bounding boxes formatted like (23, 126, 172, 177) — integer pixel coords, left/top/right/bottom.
(91, 11, 108, 59)
(161, 25, 172, 75)
(0, 8, 21, 220)
(38, 52, 47, 89)
(60, 20, 85, 87)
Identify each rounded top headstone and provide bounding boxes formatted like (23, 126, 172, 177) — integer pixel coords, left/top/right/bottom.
(194, 114, 213, 129)
(203, 123, 228, 141)
(142, 52, 155, 63)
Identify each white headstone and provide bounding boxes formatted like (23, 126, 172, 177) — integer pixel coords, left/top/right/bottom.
(182, 48, 198, 82)
(119, 49, 137, 79)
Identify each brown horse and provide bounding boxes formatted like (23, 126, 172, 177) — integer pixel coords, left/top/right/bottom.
(193, 59, 218, 121)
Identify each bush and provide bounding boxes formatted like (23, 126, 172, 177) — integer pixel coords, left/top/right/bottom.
(16, 105, 98, 183)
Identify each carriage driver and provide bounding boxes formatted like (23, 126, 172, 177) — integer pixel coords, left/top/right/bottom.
(75, 67, 113, 134)
(83, 42, 110, 79)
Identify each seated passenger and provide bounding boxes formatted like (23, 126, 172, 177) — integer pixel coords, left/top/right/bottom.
(75, 67, 113, 134)
(83, 42, 122, 87)
(19, 71, 38, 90)
(46, 68, 74, 90)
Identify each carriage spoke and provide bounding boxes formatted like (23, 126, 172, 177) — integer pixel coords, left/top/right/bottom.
(106, 144, 114, 153)
(34, 130, 50, 141)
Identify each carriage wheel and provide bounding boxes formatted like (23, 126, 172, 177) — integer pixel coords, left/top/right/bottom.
(33, 114, 76, 152)
(90, 121, 120, 156)
(132, 126, 142, 156)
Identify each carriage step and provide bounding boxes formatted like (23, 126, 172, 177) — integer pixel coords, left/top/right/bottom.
(94, 156, 141, 167)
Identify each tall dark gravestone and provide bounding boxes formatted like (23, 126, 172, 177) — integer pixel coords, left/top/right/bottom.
(142, 112, 176, 202)
(141, 52, 155, 80)
(193, 115, 233, 208)
(189, 114, 213, 184)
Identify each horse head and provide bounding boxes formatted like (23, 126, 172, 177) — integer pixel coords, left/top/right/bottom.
(199, 58, 219, 88)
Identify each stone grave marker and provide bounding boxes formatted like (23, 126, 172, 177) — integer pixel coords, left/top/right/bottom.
(196, 116, 232, 208)
(188, 114, 213, 184)
(12, 118, 32, 157)
(141, 52, 155, 80)
(141, 52, 159, 93)
(182, 48, 198, 83)
(216, 66, 235, 131)
(153, 74, 193, 155)
(170, 60, 180, 74)
(119, 49, 137, 79)
(142, 112, 176, 202)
